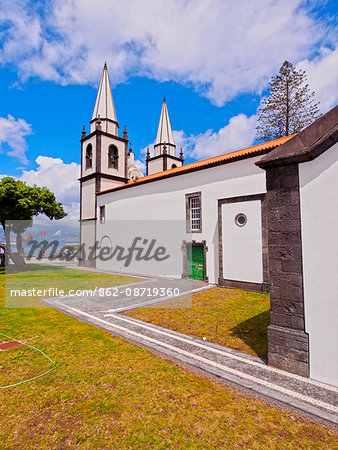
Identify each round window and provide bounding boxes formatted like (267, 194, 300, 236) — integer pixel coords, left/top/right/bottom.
(235, 213, 247, 227)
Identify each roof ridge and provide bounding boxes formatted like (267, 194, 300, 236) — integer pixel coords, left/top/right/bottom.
(97, 134, 295, 195)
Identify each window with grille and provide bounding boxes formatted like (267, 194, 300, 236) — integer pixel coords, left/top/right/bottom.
(186, 192, 202, 232)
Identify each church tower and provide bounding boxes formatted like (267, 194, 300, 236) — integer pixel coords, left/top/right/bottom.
(79, 63, 129, 265)
(146, 98, 184, 175)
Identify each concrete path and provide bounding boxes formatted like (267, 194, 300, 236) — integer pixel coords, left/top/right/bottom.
(44, 273, 338, 427)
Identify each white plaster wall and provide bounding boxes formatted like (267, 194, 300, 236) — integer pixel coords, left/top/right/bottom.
(81, 180, 96, 219)
(96, 157, 266, 283)
(90, 120, 118, 135)
(100, 135, 126, 176)
(81, 219, 96, 249)
(148, 158, 164, 175)
(299, 142, 338, 387)
(82, 136, 96, 177)
(222, 200, 263, 283)
(100, 178, 124, 192)
(167, 155, 183, 169)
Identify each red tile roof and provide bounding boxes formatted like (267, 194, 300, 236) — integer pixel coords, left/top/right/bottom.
(97, 134, 295, 195)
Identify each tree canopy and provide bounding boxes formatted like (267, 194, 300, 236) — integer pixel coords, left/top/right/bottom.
(256, 61, 321, 141)
(0, 177, 67, 265)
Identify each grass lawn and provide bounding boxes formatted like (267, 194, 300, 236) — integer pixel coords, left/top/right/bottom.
(0, 268, 337, 448)
(126, 287, 270, 360)
(5, 263, 140, 307)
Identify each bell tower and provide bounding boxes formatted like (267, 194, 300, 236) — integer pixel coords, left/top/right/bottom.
(79, 63, 129, 266)
(146, 97, 184, 175)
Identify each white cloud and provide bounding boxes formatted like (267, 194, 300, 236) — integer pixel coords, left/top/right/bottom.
(19, 156, 80, 219)
(0, 114, 32, 163)
(297, 46, 338, 113)
(141, 113, 257, 162)
(190, 114, 257, 159)
(0, 0, 334, 105)
(134, 159, 146, 174)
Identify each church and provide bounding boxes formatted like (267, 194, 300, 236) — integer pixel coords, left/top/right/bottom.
(79, 64, 338, 387)
(80, 63, 291, 290)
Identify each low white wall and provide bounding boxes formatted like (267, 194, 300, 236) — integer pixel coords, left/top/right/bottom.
(96, 156, 266, 284)
(299, 142, 338, 387)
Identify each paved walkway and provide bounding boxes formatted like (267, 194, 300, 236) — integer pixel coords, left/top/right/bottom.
(44, 273, 338, 427)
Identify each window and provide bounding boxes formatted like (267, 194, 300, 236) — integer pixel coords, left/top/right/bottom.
(171, 164, 177, 169)
(99, 206, 105, 224)
(85, 144, 93, 169)
(235, 213, 247, 227)
(108, 145, 119, 169)
(186, 192, 202, 232)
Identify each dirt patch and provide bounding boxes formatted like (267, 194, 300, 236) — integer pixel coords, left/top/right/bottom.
(0, 341, 22, 351)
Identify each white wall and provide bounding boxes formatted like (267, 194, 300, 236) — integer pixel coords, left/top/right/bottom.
(81, 179, 96, 219)
(222, 200, 263, 283)
(96, 156, 266, 283)
(81, 219, 96, 251)
(148, 158, 164, 175)
(299, 142, 338, 387)
(100, 135, 126, 176)
(82, 136, 96, 177)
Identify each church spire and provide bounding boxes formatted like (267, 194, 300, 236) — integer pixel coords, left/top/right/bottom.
(91, 63, 118, 135)
(154, 97, 176, 156)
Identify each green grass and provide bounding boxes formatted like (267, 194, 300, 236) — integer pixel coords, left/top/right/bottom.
(126, 287, 270, 359)
(0, 268, 337, 448)
(4, 263, 140, 307)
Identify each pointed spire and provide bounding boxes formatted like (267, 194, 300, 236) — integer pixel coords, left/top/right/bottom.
(154, 97, 176, 156)
(123, 125, 128, 141)
(91, 63, 118, 134)
(81, 125, 86, 140)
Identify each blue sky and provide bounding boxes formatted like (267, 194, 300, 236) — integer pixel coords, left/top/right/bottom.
(0, 0, 337, 218)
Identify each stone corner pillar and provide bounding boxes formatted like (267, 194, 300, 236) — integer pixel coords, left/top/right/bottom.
(265, 163, 309, 377)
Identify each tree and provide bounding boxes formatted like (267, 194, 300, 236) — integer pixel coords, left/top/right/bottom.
(256, 61, 321, 141)
(0, 177, 67, 266)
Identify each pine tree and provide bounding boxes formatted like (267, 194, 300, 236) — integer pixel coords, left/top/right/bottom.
(256, 61, 321, 141)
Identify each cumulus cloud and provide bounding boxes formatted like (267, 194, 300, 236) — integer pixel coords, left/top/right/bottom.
(141, 113, 257, 162)
(188, 114, 257, 159)
(297, 47, 338, 113)
(0, 0, 333, 105)
(19, 156, 80, 219)
(134, 159, 146, 174)
(0, 115, 32, 163)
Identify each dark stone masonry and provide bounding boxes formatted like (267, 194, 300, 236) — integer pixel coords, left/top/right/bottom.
(265, 163, 309, 377)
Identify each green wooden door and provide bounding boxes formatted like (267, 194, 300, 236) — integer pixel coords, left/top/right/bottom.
(188, 245, 205, 280)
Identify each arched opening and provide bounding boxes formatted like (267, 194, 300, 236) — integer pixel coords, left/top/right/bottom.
(85, 144, 93, 169)
(99, 236, 112, 261)
(171, 164, 177, 169)
(108, 145, 119, 169)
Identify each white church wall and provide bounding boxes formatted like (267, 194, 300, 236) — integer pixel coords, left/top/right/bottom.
(100, 135, 126, 175)
(167, 155, 183, 169)
(96, 156, 266, 283)
(148, 158, 164, 175)
(299, 142, 338, 387)
(222, 200, 263, 283)
(82, 136, 96, 176)
(81, 180, 96, 219)
(81, 219, 96, 251)
(100, 178, 125, 192)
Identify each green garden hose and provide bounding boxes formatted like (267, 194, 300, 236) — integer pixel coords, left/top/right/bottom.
(0, 333, 55, 389)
